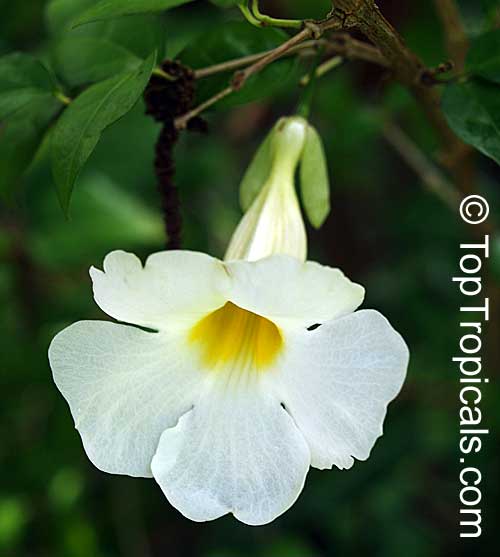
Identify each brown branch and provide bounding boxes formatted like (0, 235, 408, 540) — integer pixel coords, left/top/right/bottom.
(430, 0, 475, 198)
(383, 121, 460, 211)
(329, 0, 475, 197)
(326, 33, 389, 66)
(185, 1, 462, 171)
(230, 25, 319, 88)
(194, 35, 387, 80)
(176, 14, 403, 129)
(194, 41, 317, 79)
(174, 85, 234, 129)
(332, 1, 417, 76)
(178, 0, 476, 204)
(175, 25, 327, 129)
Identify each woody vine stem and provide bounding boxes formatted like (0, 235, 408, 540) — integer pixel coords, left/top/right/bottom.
(169, 0, 482, 221)
(141, 0, 496, 247)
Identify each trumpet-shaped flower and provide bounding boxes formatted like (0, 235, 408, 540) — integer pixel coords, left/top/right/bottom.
(49, 250, 408, 525)
(49, 116, 408, 525)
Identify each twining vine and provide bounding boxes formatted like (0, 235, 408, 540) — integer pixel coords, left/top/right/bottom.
(137, 0, 489, 246)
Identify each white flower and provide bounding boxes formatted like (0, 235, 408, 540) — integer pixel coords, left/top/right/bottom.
(49, 249, 409, 525)
(49, 114, 408, 525)
(225, 116, 308, 261)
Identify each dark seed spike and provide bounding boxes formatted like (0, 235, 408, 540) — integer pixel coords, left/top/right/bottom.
(143, 60, 205, 250)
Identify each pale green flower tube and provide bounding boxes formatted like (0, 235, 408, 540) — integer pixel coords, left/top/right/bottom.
(224, 116, 308, 262)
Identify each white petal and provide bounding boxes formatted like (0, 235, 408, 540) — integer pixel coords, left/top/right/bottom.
(226, 255, 364, 329)
(49, 320, 204, 477)
(269, 310, 408, 470)
(151, 377, 311, 525)
(90, 250, 230, 330)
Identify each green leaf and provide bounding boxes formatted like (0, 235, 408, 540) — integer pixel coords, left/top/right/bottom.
(0, 53, 62, 197)
(162, 4, 225, 59)
(31, 174, 164, 269)
(209, 0, 239, 6)
(239, 125, 276, 211)
(47, 1, 167, 59)
(299, 124, 330, 228)
(0, 53, 53, 91)
(0, 53, 54, 119)
(52, 37, 141, 87)
(442, 79, 500, 166)
(466, 29, 500, 84)
(51, 52, 156, 213)
(181, 22, 298, 108)
(46, 0, 96, 33)
(101, 15, 167, 59)
(0, 95, 61, 198)
(482, 0, 499, 20)
(74, 0, 193, 26)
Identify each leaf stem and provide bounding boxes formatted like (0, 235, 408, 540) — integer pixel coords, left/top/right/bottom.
(296, 48, 325, 118)
(250, 0, 303, 29)
(238, 1, 303, 29)
(299, 55, 343, 86)
(152, 67, 176, 81)
(54, 91, 71, 105)
(237, 3, 262, 27)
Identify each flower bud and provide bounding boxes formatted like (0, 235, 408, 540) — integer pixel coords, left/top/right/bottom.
(225, 116, 308, 262)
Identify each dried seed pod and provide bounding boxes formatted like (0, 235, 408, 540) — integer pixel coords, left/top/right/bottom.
(143, 60, 206, 249)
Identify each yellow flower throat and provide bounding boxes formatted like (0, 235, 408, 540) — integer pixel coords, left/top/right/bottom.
(189, 302, 283, 371)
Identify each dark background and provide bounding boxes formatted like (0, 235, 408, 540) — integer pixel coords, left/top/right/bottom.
(1, 0, 499, 555)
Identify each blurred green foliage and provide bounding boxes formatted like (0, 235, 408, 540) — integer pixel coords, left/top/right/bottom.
(1, 0, 499, 556)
